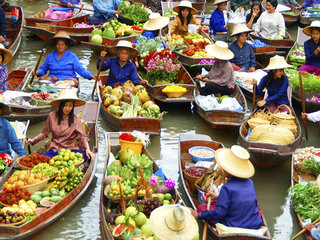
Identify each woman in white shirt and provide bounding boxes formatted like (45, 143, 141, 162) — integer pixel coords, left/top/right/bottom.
(253, 0, 285, 39)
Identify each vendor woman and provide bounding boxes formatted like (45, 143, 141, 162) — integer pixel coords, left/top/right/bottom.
(229, 24, 256, 72)
(298, 21, 320, 75)
(97, 40, 148, 86)
(210, 0, 228, 37)
(33, 31, 95, 86)
(26, 89, 95, 160)
(189, 145, 263, 230)
(196, 41, 235, 97)
(252, 55, 291, 109)
(141, 12, 169, 39)
(169, 1, 200, 36)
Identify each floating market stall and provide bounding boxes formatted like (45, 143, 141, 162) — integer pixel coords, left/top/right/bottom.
(299, 7, 320, 26)
(7, 67, 33, 91)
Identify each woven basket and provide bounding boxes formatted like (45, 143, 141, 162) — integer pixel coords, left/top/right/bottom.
(183, 167, 207, 194)
(0, 200, 11, 207)
(0, 215, 26, 226)
(272, 104, 295, 124)
(163, 91, 186, 98)
(120, 139, 143, 155)
(247, 118, 270, 129)
(21, 178, 49, 194)
(104, 186, 131, 203)
(17, 157, 33, 170)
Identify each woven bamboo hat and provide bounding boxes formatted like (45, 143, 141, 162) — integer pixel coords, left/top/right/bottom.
(0, 94, 7, 108)
(214, 0, 229, 5)
(173, 1, 197, 15)
(264, 55, 292, 70)
(303, 21, 320, 36)
(205, 41, 234, 60)
(108, 40, 139, 58)
(48, 31, 76, 46)
(230, 24, 253, 37)
(150, 205, 199, 240)
(0, 44, 12, 65)
(215, 145, 255, 178)
(50, 89, 86, 107)
(144, 13, 169, 31)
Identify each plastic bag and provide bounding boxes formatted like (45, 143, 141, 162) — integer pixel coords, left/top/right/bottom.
(228, 8, 246, 23)
(188, 24, 199, 33)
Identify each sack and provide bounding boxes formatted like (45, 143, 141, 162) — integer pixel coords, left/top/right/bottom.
(188, 24, 199, 33)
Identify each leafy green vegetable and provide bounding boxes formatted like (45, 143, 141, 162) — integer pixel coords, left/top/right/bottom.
(136, 36, 164, 56)
(304, 157, 320, 176)
(286, 68, 320, 93)
(118, 1, 150, 24)
(0, 159, 5, 170)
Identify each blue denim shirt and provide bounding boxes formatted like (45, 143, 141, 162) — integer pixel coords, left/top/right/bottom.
(304, 39, 320, 67)
(311, 227, 320, 240)
(0, 117, 26, 157)
(229, 41, 256, 71)
(198, 176, 263, 229)
(0, 7, 6, 37)
(93, 0, 121, 20)
(209, 9, 227, 36)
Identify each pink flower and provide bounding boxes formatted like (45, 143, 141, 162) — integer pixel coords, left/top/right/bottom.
(165, 178, 175, 188)
(149, 176, 159, 186)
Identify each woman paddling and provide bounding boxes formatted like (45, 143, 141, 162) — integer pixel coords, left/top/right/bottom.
(26, 89, 95, 160)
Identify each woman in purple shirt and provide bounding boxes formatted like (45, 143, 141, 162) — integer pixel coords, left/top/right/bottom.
(0, 44, 12, 92)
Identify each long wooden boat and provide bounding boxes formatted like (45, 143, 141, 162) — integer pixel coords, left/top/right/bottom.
(194, 83, 248, 128)
(7, 67, 33, 91)
(25, 4, 84, 27)
(25, 15, 93, 43)
(100, 132, 183, 240)
(178, 133, 271, 240)
(250, 32, 294, 53)
(0, 102, 100, 239)
(98, 75, 162, 135)
(282, 11, 300, 27)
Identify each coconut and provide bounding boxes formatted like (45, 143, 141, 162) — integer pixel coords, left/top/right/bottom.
(123, 91, 133, 103)
(123, 80, 135, 89)
(136, 90, 150, 104)
(111, 88, 123, 100)
(123, 86, 134, 93)
(102, 86, 113, 95)
(134, 85, 145, 94)
(104, 95, 118, 107)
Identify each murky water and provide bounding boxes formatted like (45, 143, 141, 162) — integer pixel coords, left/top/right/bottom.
(7, 0, 320, 239)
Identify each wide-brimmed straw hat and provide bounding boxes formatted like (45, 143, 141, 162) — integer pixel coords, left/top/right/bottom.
(230, 24, 253, 37)
(213, 0, 229, 5)
(144, 13, 169, 31)
(150, 205, 199, 240)
(205, 41, 234, 60)
(0, 94, 7, 108)
(173, 1, 197, 15)
(0, 44, 12, 65)
(215, 145, 255, 178)
(303, 21, 320, 36)
(50, 89, 86, 107)
(48, 31, 76, 46)
(264, 55, 292, 70)
(108, 40, 139, 58)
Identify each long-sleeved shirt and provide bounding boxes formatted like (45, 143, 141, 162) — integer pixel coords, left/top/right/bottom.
(256, 75, 289, 105)
(37, 49, 93, 81)
(0, 7, 6, 37)
(229, 41, 256, 71)
(93, 0, 121, 21)
(61, 0, 80, 5)
(304, 39, 320, 67)
(302, 0, 320, 7)
(210, 9, 227, 36)
(97, 57, 140, 86)
(203, 60, 235, 88)
(278, 0, 300, 7)
(0, 117, 26, 157)
(0, 64, 8, 91)
(254, 11, 285, 39)
(198, 177, 263, 229)
(169, 16, 200, 36)
(311, 227, 320, 239)
(308, 110, 320, 122)
(32, 111, 89, 152)
(231, 0, 251, 9)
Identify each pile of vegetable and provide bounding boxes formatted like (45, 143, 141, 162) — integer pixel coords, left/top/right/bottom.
(118, 1, 150, 23)
(286, 69, 320, 94)
(0, 153, 12, 175)
(195, 95, 243, 111)
(293, 147, 320, 177)
(289, 45, 305, 69)
(136, 36, 164, 57)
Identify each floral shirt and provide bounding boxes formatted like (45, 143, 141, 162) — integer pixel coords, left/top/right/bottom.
(0, 64, 8, 91)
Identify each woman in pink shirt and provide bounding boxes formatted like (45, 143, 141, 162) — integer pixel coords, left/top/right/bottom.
(26, 89, 95, 160)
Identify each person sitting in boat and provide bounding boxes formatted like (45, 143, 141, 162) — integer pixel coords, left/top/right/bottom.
(229, 24, 256, 72)
(189, 146, 263, 230)
(298, 21, 320, 75)
(90, 0, 121, 25)
(0, 44, 12, 92)
(26, 89, 95, 160)
(278, 0, 300, 9)
(0, 95, 26, 157)
(195, 41, 235, 97)
(168, 1, 200, 37)
(97, 40, 148, 87)
(0, 0, 7, 47)
(253, 0, 285, 40)
(304, 222, 320, 240)
(141, 13, 169, 40)
(252, 55, 291, 110)
(210, 0, 228, 39)
(61, 0, 80, 8)
(33, 31, 95, 87)
(230, 0, 251, 11)
(302, 110, 320, 122)
(246, 1, 262, 29)
(297, 0, 320, 9)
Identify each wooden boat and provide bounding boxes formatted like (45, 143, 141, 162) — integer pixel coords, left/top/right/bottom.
(282, 11, 300, 27)
(194, 83, 248, 128)
(25, 4, 84, 27)
(25, 15, 93, 43)
(7, 67, 33, 91)
(178, 133, 271, 240)
(98, 75, 162, 135)
(100, 132, 183, 240)
(0, 102, 100, 239)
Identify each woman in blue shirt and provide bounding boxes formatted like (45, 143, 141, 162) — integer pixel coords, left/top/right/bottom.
(97, 40, 147, 87)
(189, 145, 263, 230)
(34, 31, 94, 86)
(229, 24, 256, 72)
(91, 0, 121, 25)
(252, 55, 291, 108)
(210, 0, 228, 37)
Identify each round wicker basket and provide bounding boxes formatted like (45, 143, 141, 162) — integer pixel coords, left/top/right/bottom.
(21, 178, 49, 194)
(0, 215, 26, 226)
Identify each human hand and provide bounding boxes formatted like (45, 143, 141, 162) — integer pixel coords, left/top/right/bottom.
(86, 149, 95, 160)
(26, 138, 34, 145)
(202, 77, 210, 82)
(189, 208, 198, 219)
(249, 67, 255, 72)
(140, 79, 148, 85)
(252, 79, 257, 85)
(224, 25, 227, 29)
(253, 31, 258, 36)
(301, 112, 308, 119)
(33, 70, 39, 76)
(252, 11, 257, 18)
(91, 75, 96, 80)
(100, 51, 107, 58)
(67, 2, 72, 7)
(257, 100, 266, 107)
(115, 10, 121, 15)
(195, 74, 202, 80)
(206, 191, 218, 200)
(304, 223, 316, 232)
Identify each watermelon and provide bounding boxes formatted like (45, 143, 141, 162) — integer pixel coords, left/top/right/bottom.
(35, 208, 47, 215)
(132, 234, 147, 239)
(40, 200, 55, 208)
(112, 224, 127, 237)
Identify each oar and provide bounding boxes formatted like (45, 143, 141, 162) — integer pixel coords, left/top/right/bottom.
(91, 44, 108, 100)
(291, 218, 320, 240)
(202, 181, 214, 240)
(49, 1, 94, 11)
(299, 72, 309, 140)
(252, 82, 257, 111)
(26, 138, 31, 155)
(30, 49, 45, 84)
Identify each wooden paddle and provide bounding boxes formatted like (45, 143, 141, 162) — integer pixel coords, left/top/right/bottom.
(299, 72, 309, 140)
(26, 138, 31, 155)
(91, 44, 108, 100)
(291, 218, 320, 240)
(252, 82, 257, 111)
(49, 2, 94, 11)
(202, 181, 214, 240)
(30, 49, 45, 84)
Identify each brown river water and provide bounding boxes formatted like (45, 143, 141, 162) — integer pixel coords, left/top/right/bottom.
(6, 0, 320, 239)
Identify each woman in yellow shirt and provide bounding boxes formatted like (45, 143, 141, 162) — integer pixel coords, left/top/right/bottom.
(169, 1, 200, 36)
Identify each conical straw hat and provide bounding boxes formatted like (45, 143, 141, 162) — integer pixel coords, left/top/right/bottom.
(0, 94, 7, 108)
(50, 89, 86, 107)
(264, 55, 292, 70)
(48, 31, 76, 46)
(230, 23, 253, 37)
(173, 1, 197, 15)
(214, 0, 230, 5)
(0, 44, 12, 65)
(108, 40, 139, 58)
(144, 13, 169, 31)
(303, 20, 320, 36)
(205, 41, 234, 60)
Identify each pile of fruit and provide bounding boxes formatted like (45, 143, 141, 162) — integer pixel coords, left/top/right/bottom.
(0, 188, 31, 205)
(1, 199, 37, 216)
(0, 153, 12, 175)
(162, 85, 187, 93)
(50, 165, 83, 192)
(3, 170, 48, 189)
(18, 154, 50, 168)
(289, 45, 305, 69)
(30, 188, 65, 205)
(31, 163, 59, 178)
(0, 210, 25, 224)
(100, 81, 162, 119)
(286, 68, 320, 94)
(48, 149, 84, 169)
(30, 91, 54, 106)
